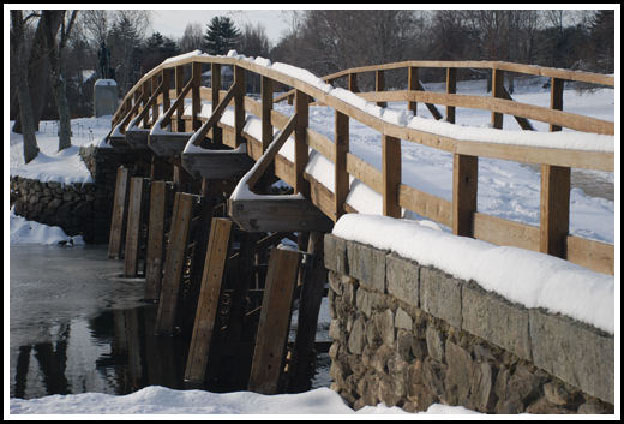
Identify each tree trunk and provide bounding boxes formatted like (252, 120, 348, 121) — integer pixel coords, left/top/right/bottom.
(11, 11, 39, 163)
(52, 76, 72, 150)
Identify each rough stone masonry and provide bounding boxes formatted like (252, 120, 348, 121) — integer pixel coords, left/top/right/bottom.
(324, 234, 613, 414)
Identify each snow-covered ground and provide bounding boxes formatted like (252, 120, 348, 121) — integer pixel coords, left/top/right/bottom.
(10, 207, 84, 246)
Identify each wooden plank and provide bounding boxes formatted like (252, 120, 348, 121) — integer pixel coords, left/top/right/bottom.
(566, 236, 614, 275)
(305, 172, 337, 222)
(108, 166, 129, 259)
(550, 77, 564, 132)
(288, 232, 326, 392)
(184, 217, 232, 384)
(234, 65, 246, 147)
(491, 68, 505, 129)
(473, 212, 540, 252)
(160, 78, 193, 129)
(192, 61, 202, 131)
(295, 90, 310, 198)
(151, 75, 159, 126)
(155, 192, 193, 335)
(348, 72, 359, 92)
(307, 130, 335, 162)
(248, 247, 301, 394)
(398, 184, 452, 227)
(142, 81, 150, 128)
(162, 69, 170, 113)
(262, 76, 273, 151)
(124, 177, 145, 276)
(145, 181, 167, 301)
(376, 70, 386, 108)
(188, 84, 237, 147)
(408, 66, 419, 115)
(446, 67, 456, 124)
(211, 63, 222, 144)
(539, 165, 570, 258)
(383, 135, 401, 218)
(346, 153, 383, 194)
(175, 65, 185, 132)
(452, 154, 478, 237)
(335, 111, 349, 220)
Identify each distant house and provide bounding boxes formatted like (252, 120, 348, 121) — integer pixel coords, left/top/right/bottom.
(202, 66, 234, 90)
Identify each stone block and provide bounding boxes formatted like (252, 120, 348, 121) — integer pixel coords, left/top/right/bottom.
(348, 317, 365, 354)
(420, 267, 462, 329)
(346, 240, 385, 293)
(335, 237, 348, 275)
(386, 254, 419, 307)
(395, 306, 413, 330)
(94, 79, 119, 117)
(425, 324, 445, 363)
(324, 234, 337, 271)
(529, 310, 613, 404)
(461, 284, 531, 361)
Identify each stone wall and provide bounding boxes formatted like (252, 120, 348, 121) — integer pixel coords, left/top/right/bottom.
(324, 234, 614, 414)
(10, 146, 153, 244)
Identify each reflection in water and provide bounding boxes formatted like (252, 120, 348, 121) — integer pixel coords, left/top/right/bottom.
(11, 304, 190, 399)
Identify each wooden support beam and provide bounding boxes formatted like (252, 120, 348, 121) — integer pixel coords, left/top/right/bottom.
(382, 135, 401, 218)
(145, 181, 168, 301)
(248, 247, 301, 395)
(288, 232, 326, 393)
(226, 231, 257, 345)
(155, 192, 194, 335)
(334, 111, 349, 220)
(185, 217, 232, 384)
(175, 65, 186, 132)
(192, 61, 202, 131)
(408, 66, 419, 115)
(124, 177, 147, 276)
(550, 77, 564, 132)
(348, 72, 359, 92)
(234, 65, 246, 147)
(160, 78, 193, 129)
(211, 63, 222, 144)
(142, 81, 150, 129)
(376, 70, 386, 108)
(446, 67, 456, 124)
(189, 84, 237, 147)
(295, 90, 310, 198)
(491, 68, 505, 129)
(262, 76, 273, 152)
(452, 154, 478, 237)
(108, 166, 129, 259)
(151, 75, 159, 126)
(162, 69, 170, 113)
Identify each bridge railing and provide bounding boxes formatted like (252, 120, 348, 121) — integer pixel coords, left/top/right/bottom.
(110, 56, 614, 275)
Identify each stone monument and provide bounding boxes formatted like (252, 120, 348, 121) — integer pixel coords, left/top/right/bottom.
(94, 42, 119, 117)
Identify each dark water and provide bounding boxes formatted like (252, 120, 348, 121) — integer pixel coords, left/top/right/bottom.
(9, 245, 330, 400)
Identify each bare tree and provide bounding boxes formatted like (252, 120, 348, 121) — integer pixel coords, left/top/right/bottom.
(43, 10, 78, 151)
(80, 10, 109, 46)
(179, 22, 203, 53)
(11, 10, 39, 163)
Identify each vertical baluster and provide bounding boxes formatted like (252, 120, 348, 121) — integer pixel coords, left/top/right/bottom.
(408, 66, 419, 116)
(262, 76, 273, 152)
(348, 72, 359, 92)
(175, 65, 185, 132)
(151, 75, 159, 126)
(446, 67, 457, 124)
(294, 89, 310, 198)
(142, 81, 149, 128)
(192, 61, 201, 131)
(161, 68, 170, 115)
(382, 135, 401, 218)
(334, 111, 349, 220)
(211, 63, 222, 143)
(491, 68, 505, 129)
(234, 65, 246, 147)
(452, 154, 478, 237)
(376, 70, 386, 108)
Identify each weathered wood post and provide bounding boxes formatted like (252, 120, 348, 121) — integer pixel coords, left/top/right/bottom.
(261, 76, 273, 152)
(234, 65, 246, 147)
(348, 72, 359, 92)
(382, 135, 401, 218)
(334, 111, 349, 220)
(142, 80, 150, 129)
(294, 90, 310, 198)
(144, 181, 169, 301)
(185, 217, 233, 384)
(175, 65, 185, 132)
(192, 61, 202, 131)
(108, 166, 130, 259)
(211, 63, 222, 143)
(540, 77, 570, 258)
(376, 70, 386, 108)
(408, 66, 419, 115)
(124, 177, 148, 276)
(491, 67, 505, 129)
(151, 75, 159, 127)
(248, 247, 301, 394)
(452, 154, 478, 237)
(446, 67, 457, 124)
(162, 68, 170, 114)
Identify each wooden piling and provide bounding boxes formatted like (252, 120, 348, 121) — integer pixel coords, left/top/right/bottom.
(185, 217, 233, 384)
(108, 166, 129, 259)
(124, 177, 148, 276)
(145, 181, 169, 300)
(248, 247, 301, 395)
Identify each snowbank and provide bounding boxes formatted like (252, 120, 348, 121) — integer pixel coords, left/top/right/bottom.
(9, 386, 478, 415)
(10, 207, 84, 246)
(333, 214, 613, 334)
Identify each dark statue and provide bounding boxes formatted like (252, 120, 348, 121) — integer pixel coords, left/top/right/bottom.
(97, 42, 111, 79)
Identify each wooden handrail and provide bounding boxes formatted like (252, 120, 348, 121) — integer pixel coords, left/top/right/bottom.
(160, 78, 193, 129)
(189, 83, 237, 146)
(128, 80, 164, 129)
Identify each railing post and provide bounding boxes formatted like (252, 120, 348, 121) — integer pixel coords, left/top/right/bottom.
(294, 89, 310, 198)
(348, 72, 359, 92)
(151, 75, 159, 126)
(162, 69, 170, 114)
(211, 63, 222, 143)
(192, 61, 202, 131)
(175, 65, 185, 132)
(446, 67, 457, 124)
(491, 68, 505, 129)
(376, 70, 386, 108)
(408, 66, 419, 115)
(142, 81, 150, 129)
(540, 77, 570, 258)
(234, 65, 246, 147)
(452, 154, 478, 237)
(261, 76, 273, 152)
(382, 135, 401, 218)
(334, 111, 349, 220)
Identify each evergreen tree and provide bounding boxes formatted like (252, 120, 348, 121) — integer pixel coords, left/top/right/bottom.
(203, 16, 240, 55)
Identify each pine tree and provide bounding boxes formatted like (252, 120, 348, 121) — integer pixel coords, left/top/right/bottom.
(203, 16, 240, 55)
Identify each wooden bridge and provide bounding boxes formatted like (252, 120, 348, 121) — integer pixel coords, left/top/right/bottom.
(104, 54, 614, 395)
